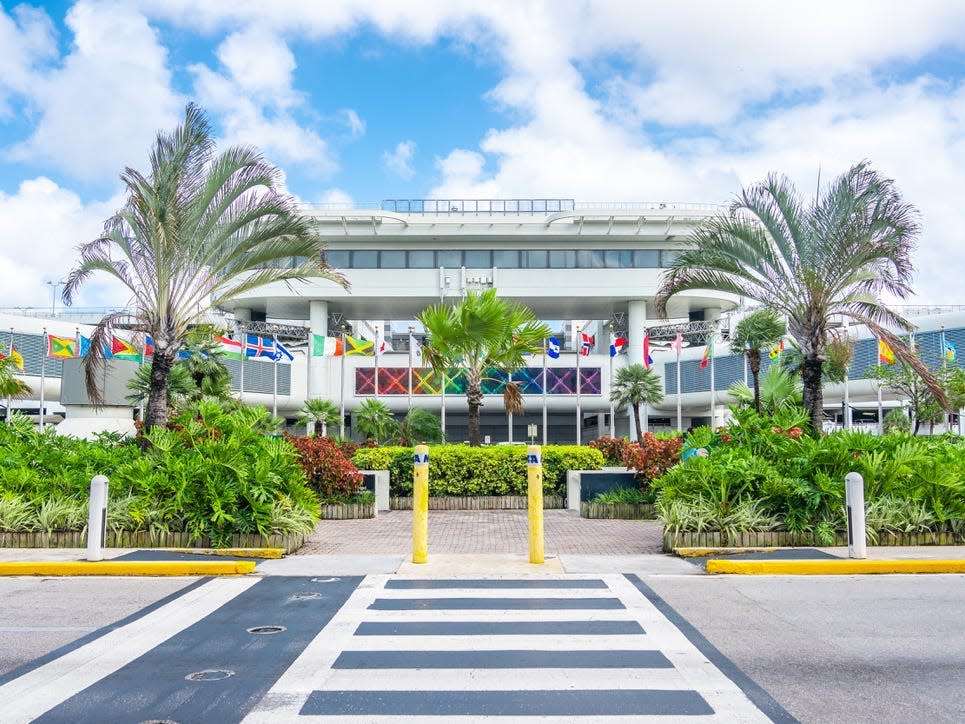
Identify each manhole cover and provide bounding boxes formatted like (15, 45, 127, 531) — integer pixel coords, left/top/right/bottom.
(185, 669, 234, 682)
(291, 592, 323, 600)
(140, 720, 178, 724)
(311, 577, 340, 583)
(247, 625, 286, 635)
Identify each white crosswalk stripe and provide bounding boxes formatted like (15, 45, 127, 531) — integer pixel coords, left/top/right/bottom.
(245, 574, 772, 723)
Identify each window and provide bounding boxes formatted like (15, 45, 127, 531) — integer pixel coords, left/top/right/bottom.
(604, 250, 633, 268)
(379, 251, 406, 268)
(493, 250, 519, 267)
(521, 250, 547, 268)
(661, 249, 682, 267)
(438, 250, 462, 268)
(352, 250, 378, 268)
(408, 250, 435, 268)
(464, 250, 491, 267)
(577, 249, 605, 268)
(633, 250, 659, 268)
(326, 250, 350, 268)
(549, 250, 576, 268)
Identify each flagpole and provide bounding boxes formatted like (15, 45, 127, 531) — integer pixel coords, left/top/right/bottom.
(709, 326, 716, 430)
(272, 335, 278, 418)
(408, 326, 414, 408)
(576, 327, 582, 446)
(542, 338, 548, 446)
(608, 327, 615, 438)
(339, 327, 346, 438)
(843, 321, 850, 430)
(374, 325, 380, 400)
(641, 330, 649, 437)
(876, 335, 884, 435)
(239, 325, 246, 401)
(6, 327, 14, 422)
(440, 369, 446, 442)
(941, 326, 949, 432)
(40, 327, 47, 431)
(675, 340, 682, 433)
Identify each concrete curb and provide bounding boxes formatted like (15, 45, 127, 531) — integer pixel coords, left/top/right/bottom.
(673, 547, 780, 558)
(0, 561, 257, 576)
(164, 548, 285, 559)
(706, 559, 965, 575)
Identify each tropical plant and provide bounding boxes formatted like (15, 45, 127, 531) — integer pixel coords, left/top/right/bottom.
(284, 434, 363, 501)
(729, 365, 803, 415)
(125, 362, 195, 408)
(296, 399, 342, 437)
(882, 407, 912, 434)
(777, 333, 851, 385)
(354, 398, 398, 443)
(0, 350, 31, 410)
(178, 326, 233, 401)
(62, 103, 348, 433)
(728, 309, 786, 413)
(656, 161, 945, 432)
(866, 362, 947, 434)
(609, 363, 664, 440)
(418, 289, 550, 446)
(394, 408, 444, 445)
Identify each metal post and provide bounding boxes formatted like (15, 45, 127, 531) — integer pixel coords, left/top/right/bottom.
(845, 472, 867, 559)
(87, 475, 109, 561)
(527, 445, 544, 564)
(339, 326, 346, 439)
(412, 445, 429, 564)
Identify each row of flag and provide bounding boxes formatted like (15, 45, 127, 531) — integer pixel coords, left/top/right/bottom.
(215, 334, 294, 363)
(39, 332, 294, 364)
(311, 332, 394, 357)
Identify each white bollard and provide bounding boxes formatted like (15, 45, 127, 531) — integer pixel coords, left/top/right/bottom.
(844, 472, 866, 559)
(87, 475, 109, 562)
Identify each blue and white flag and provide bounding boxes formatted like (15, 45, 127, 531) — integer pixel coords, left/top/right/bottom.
(547, 336, 561, 359)
(245, 333, 277, 359)
(274, 338, 294, 362)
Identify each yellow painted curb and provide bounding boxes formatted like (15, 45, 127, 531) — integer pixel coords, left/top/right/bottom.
(674, 547, 779, 558)
(706, 559, 965, 575)
(166, 548, 285, 559)
(0, 561, 257, 577)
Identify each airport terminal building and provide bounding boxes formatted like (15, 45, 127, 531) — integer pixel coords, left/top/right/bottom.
(3, 199, 963, 441)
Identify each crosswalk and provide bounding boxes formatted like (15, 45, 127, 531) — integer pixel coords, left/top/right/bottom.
(0, 574, 778, 723)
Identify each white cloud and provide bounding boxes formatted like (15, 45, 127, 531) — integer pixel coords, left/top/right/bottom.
(338, 109, 366, 139)
(383, 140, 417, 181)
(0, 4, 57, 117)
(0, 178, 128, 308)
(3, 1, 182, 182)
(316, 188, 356, 207)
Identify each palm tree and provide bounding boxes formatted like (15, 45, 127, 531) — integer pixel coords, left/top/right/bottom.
(610, 363, 664, 441)
(296, 398, 341, 437)
(395, 408, 444, 445)
(0, 353, 31, 421)
(63, 104, 348, 433)
(418, 289, 550, 446)
(728, 309, 786, 414)
(354, 398, 398, 443)
(125, 363, 194, 408)
(656, 161, 945, 432)
(729, 365, 803, 415)
(178, 326, 233, 402)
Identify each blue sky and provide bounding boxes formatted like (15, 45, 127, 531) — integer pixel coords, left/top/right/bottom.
(2, 0, 965, 308)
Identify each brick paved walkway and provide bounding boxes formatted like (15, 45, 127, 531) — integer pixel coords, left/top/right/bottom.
(296, 509, 664, 555)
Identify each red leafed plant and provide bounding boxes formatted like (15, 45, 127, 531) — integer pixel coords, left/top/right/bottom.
(285, 434, 363, 501)
(590, 434, 683, 483)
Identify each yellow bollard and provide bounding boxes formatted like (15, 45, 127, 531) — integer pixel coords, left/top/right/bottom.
(527, 445, 544, 564)
(412, 444, 429, 564)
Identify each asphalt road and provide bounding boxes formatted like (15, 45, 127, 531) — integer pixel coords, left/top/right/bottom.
(1, 571, 963, 722)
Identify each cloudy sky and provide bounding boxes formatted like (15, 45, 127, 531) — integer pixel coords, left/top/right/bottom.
(2, 0, 965, 309)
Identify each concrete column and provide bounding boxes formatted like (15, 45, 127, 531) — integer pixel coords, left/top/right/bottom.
(627, 299, 648, 366)
(704, 307, 723, 323)
(596, 412, 605, 439)
(233, 307, 251, 339)
(308, 300, 328, 399)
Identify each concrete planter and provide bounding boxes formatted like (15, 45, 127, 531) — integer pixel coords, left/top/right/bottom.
(0, 530, 306, 554)
(390, 495, 565, 511)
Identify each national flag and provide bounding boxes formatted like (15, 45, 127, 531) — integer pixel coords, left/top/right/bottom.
(312, 334, 344, 357)
(643, 334, 654, 369)
(79, 335, 113, 359)
(375, 330, 393, 356)
(944, 339, 957, 363)
(143, 335, 155, 358)
(345, 335, 374, 356)
(546, 336, 561, 359)
(245, 333, 277, 359)
(878, 338, 895, 365)
(409, 333, 423, 363)
(9, 346, 24, 371)
(609, 334, 627, 357)
(216, 335, 243, 361)
(580, 332, 595, 356)
(274, 338, 294, 362)
(700, 336, 714, 370)
(111, 336, 140, 361)
(47, 334, 77, 358)
(670, 333, 684, 356)
(768, 339, 785, 360)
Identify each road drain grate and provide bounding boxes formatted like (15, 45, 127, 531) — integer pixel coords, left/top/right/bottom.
(185, 669, 234, 682)
(291, 592, 324, 600)
(247, 625, 287, 635)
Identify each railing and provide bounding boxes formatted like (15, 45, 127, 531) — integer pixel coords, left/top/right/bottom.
(302, 199, 724, 215)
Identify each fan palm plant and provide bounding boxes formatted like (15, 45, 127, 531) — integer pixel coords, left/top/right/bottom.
(729, 365, 803, 415)
(610, 363, 664, 441)
(354, 398, 398, 443)
(297, 398, 341, 437)
(729, 309, 786, 414)
(656, 161, 945, 432)
(418, 289, 550, 446)
(63, 103, 348, 433)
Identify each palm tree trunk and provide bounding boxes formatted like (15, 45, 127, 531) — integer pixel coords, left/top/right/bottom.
(748, 350, 762, 414)
(145, 352, 175, 435)
(632, 403, 642, 441)
(801, 354, 824, 433)
(467, 380, 484, 446)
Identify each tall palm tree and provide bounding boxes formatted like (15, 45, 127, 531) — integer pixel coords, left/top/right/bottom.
(610, 363, 664, 441)
(0, 353, 31, 421)
(728, 309, 786, 414)
(63, 104, 348, 433)
(418, 289, 550, 446)
(656, 161, 945, 432)
(297, 398, 341, 437)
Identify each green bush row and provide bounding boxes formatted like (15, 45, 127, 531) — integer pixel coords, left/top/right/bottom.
(352, 444, 603, 497)
(0, 402, 320, 544)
